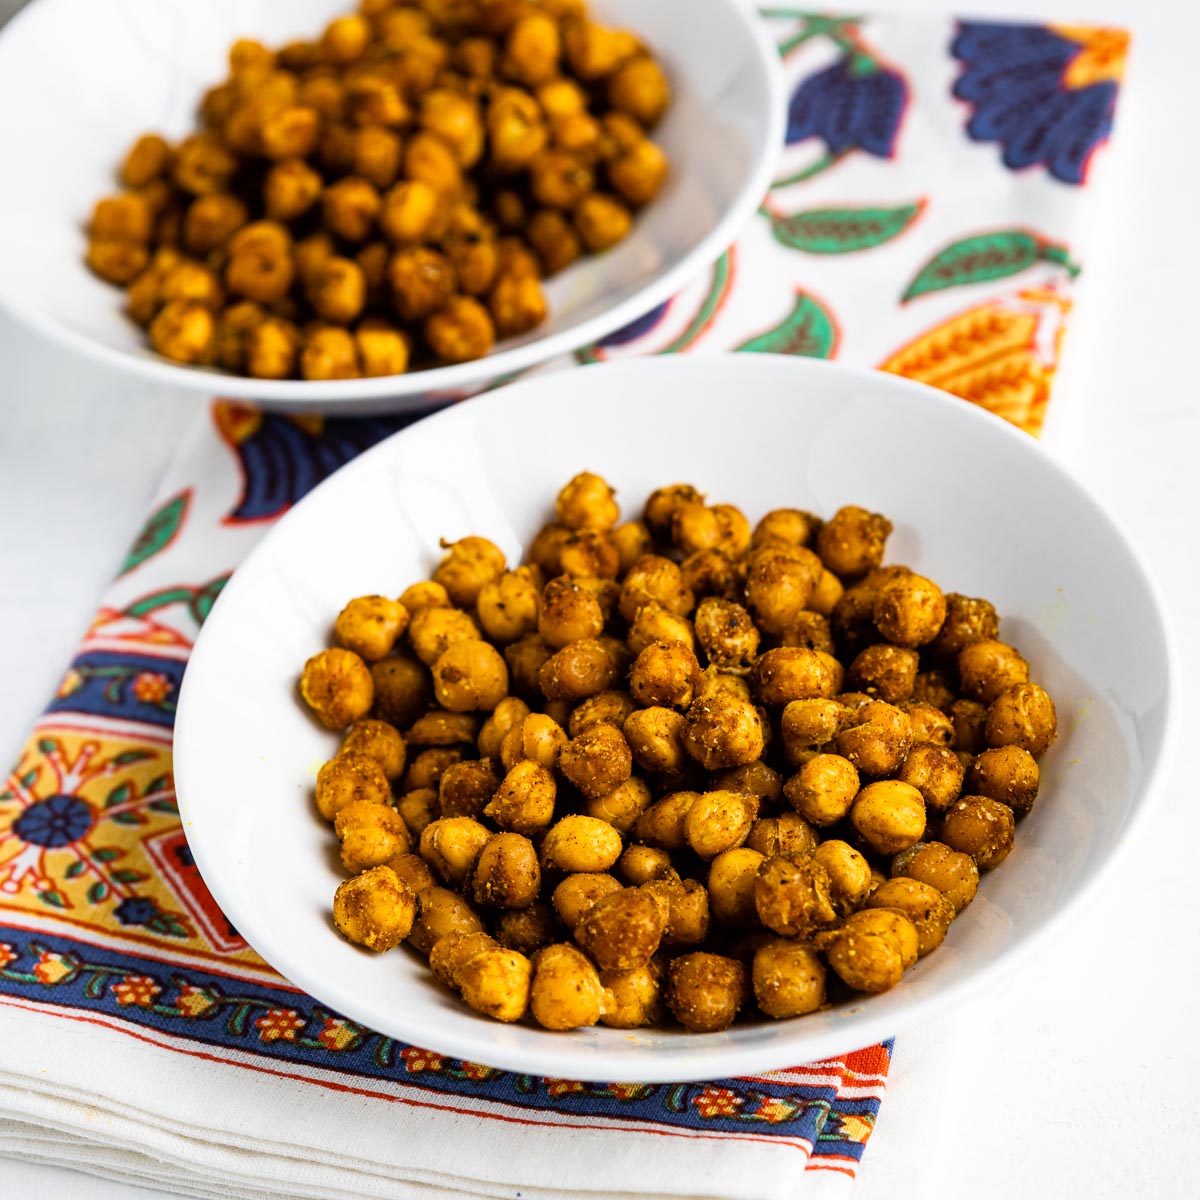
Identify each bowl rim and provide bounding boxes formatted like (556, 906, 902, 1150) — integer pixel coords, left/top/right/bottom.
(174, 355, 1180, 1081)
(0, 0, 785, 409)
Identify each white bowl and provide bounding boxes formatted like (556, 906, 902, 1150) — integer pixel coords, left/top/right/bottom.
(174, 355, 1176, 1082)
(0, 0, 781, 414)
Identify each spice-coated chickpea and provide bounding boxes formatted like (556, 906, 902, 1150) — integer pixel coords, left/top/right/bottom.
(562, 18, 640, 80)
(485, 759, 557, 835)
(897, 743, 964, 814)
(780, 698, 847, 763)
(183, 193, 248, 256)
(609, 138, 668, 207)
(539, 638, 617, 701)
(477, 567, 540, 644)
(815, 506, 893, 580)
(713, 760, 782, 804)
(903, 701, 954, 746)
(623, 706, 688, 776)
(503, 13, 562, 85)
(554, 472, 620, 532)
(404, 747, 463, 793)
(648, 876, 711, 946)
(616, 843, 672, 886)
(541, 814, 623, 874)
(172, 132, 237, 194)
(694, 598, 760, 671)
(301, 647, 374, 730)
(316, 753, 391, 821)
(968, 745, 1040, 813)
(408, 886, 485, 956)
(419, 816, 492, 885)
(299, 326, 359, 380)
(985, 683, 1058, 756)
(121, 133, 171, 187)
(752, 508, 821, 551)
(708, 847, 765, 927)
(455, 947, 532, 1023)
(478, 696, 532, 760)
(848, 644, 918, 704)
(429, 930, 499, 988)
(745, 548, 818, 635)
(575, 887, 665, 971)
(940, 795, 1016, 868)
(573, 193, 632, 253)
(568, 690, 635, 736)
(632, 790, 698, 851)
(408, 605, 481, 667)
(950, 698, 988, 753)
(588, 776, 652, 834)
(263, 158, 323, 223)
(752, 939, 825, 1020)
(538, 576, 604, 647)
(891, 841, 979, 914)
(559, 723, 633, 800)
(336, 799, 411, 874)
(812, 839, 871, 916)
(783, 753, 859, 826)
(148, 299, 214, 363)
(753, 647, 835, 706)
(400, 581, 450, 613)
(530, 943, 605, 1030)
(425, 295, 496, 363)
(438, 759, 500, 819)
(340, 719, 407, 781)
(684, 790, 757, 860)
(551, 872, 622, 930)
(609, 56, 670, 126)
(835, 700, 912, 776)
(627, 601, 693, 655)
(820, 909, 917, 994)
(929, 593, 999, 662)
(670, 502, 751, 558)
(369, 656, 432, 728)
(744, 812, 819, 859)
(334, 595, 409, 662)
(619, 554, 694, 622)
(321, 13, 370, 64)
(397, 783, 438, 835)
(496, 900, 560, 955)
(754, 854, 836, 937)
(682, 691, 765, 770)
(356, 322, 409, 377)
(472, 832, 541, 908)
(431, 639, 508, 712)
(872, 572, 946, 648)
(630, 641, 703, 710)
(958, 640, 1030, 705)
(487, 86, 548, 170)
(504, 633, 555, 701)
(333, 866, 415, 952)
(666, 952, 748, 1032)
(387, 852, 437, 897)
(433, 536, 506, 609)
(866, 878, 955, 957)
(599, 962, 664, 1028)
(527, 208, 583, 274)
(407, 711, 480, 747)
(851, 780, 926, 855)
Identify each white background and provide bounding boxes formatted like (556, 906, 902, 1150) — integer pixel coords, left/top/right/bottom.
(1, 0, 1197, 1197)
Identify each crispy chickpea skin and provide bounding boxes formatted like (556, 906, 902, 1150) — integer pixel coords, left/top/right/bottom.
(530, 943, 606, 1030)
(538, 576, 604, 647)
(866, 878, 955, 957)
(812, 839, 872, 916)
(898, 743, 964, 814)
(754, 854, 836, 937)
(387, 851, 437, 896)
(340, 719, 407, 781)
(478, 695, 531, 759)
(477, 567, 540, 644)
(455, 947, 532, 1023)
(754, 647, 835, 706)
(985, 683, 1058, 756)
(745, 812, 819, 860)
(958, 640, 1030, 704)
(389, 246, 457, 321)
(941, 795, 1016, 868)
(559, 723, 633, 800)
(892, 841, 979, 914)
(588, 776, 652, 833)
(784, 753, 859, 826)
(472, 833, 541, 908)
(903, 701, 955, 746)
(950, 698, 989, 754)
(301, 647, 374, 729)
(623, 707, 687, 776)
(929, 593, 1000, 662)
(645, 876, 711, 946)
(872, 572, 946, 648)
(502, 712, 569, 771)
(407, 711, 479, 747)
(616, 843, 671, 886)
(316, 753, 391, 821)
(408, 606, 481, 666)
(745, 548, 818, 635)
(571, 690, 637, 736)
(815, 506, 893, 580)
(408, 886, 485, 956)
(419, 816, 492, 886)
(485, 760, 557, 835)
(300, 327, 360, 381)
(633, 791, 698, 851)
(851, 780, 926, 855)
(667, 952, 748, 1032)
(695, 598, 760, 671)
(600, 962, 664, 1028)
(541, 814, 623, 873)
(820, 909, 918, 994)
(438, 759, 500, 818)
(573, 193, 633, 252)
(555, 472, 620, 531)
(370, 656, 431, 728)
(714, 760, 782, 803)
(630, 642, 703, 710)
(708, 847, 765, 927)
(426, 295, 496, 363)
(619, 555, 694, 621)
(835, 700, 912, 777)
(336, 799, 411, 873)
(430, 930, 499, 988)
(333, 866, 415, 951)
(432, 639, 509, 711)
(683, 691, 765, 771)
(539, 638, 617, 701)
(148, 299, 214, 362)
(968, 745, 1040, 814)
(781, 698, 847, 762)
(753, 939, 826, 1019)
(334, 595, 409, 662)
(496, 900, 561, 954)
(575, 887, 665, 971)
(552, 872, 623, 930)
(684, 790, 757, 860)
(848, 644, 918, 704)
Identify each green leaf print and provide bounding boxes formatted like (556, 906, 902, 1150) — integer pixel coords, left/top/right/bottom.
(736, 292, 838, 358)
(902, 230, 1081, 302)
(119, 492, 190, 576)
(768, 202, 924, 254)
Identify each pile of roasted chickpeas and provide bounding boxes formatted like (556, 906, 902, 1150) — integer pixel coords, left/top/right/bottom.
(300, 474, 1058, 1032)
(84, 1, 670, 378)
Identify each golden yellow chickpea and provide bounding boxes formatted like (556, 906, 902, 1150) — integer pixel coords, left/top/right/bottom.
(539, 638, 617, 701)
(619, 555, 694, 621)
(552, 872, 622, 929)
(369, 656, 432, 728)
(621, 706, 686, 776)
(260, 104, 321, 160)
(872, 572, 947, 648)
(354, 321, 409, 378)
(615, 843, 671, 886)
(812, 839, 871, 916)
(694, 598, 759, 671)
(967, 745, 1040, 814)
(261, 158, 322, 223)
(820, 909, 917, 994)
(851, 780, 926, 855)
(526, 208, 583, 275)
(496, 900, 560, 955)
(599, 962, 664, 1028)
(487, 86, 548, 170)
(420, 88, 484, 166)
(432, 536, 506, 609)
(666, 952, 748, 1032)
(562, 19, 640, 81)
(425, 295, 496, 363)
(316, 753, 391, 822)
(903, 701, 955, 746)
(182, 193, 247, 256)
(708, 847, 765, 927)
(504, 633, 554, 701)
(587, 775, 652, 834)
(300, 327, 359, 381)
(541, 814, 623, 873)
(754, 647, 835, 706)
(783, 753, 859, 826)
(485, 759, 557, 835)
(575, 887, 665, 971)
(744, 812, 818, 861)
(321, 13, 370, 64)
(405, 747, 463, 793)
(121, 133, 170, 188)
(475, 567, 539, 645)
(752, 939, 825, 1019)
(408, 885, 485, 955)
(501, 712, 568, 771)
(455, 946, 532, 1023)
(347, 75, 410, 128)
(754, 854, 836, 937)
(438, 758, 500, 819)
(487, 270, 548, 338)
(958, 639, 1030, 705)
(816, 506, 893, 580)
(340, 719, 407, 781)
(407, 711, 479, 747)
(984, 683, 1058, 756)
(334, 595, 409, 662)
(780, 698, 847, 762)
(609, 138, 668, 207)
(684, 790, 756, 861)
(323, 177, 382, 244)
(866, 878, 955, 957)
(849, 644, 919, 704)
(419, 815, 492, 885)
(559, 723, 633, 800)
(630, 642, 703, 710)
(530, 943, 605, 1030)
(538, 576, 604, 647)
(472, 832, 541, 908)
(682, 690, 765, 771)
(478, 696, 532, 760)
(929, 593, 1000, 662)
(431, 639, 509, 712)
(835, 700, 912, 776)
(301, 647, 374, 730)
(148, 299, 215, 363)
(892, 841, 979, 914)
(336, 799, 411, 873)
(609, 56, 671, 126)
(573, 193, 632, 253)
(333, 866, 415, 951)
(429, 930, 499, 988)
(386, 852, 437, 897)
(173, 131, 237, 195)
(941, 795, 1016, 868)
(407, 605, 480, 667)
(713, 761, 783, 805)
(503, 13, 561, 85)
(558, 530, 620, 581)
(552, 472, 618, 531)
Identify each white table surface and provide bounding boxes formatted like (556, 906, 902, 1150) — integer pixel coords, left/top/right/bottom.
(2, 0, 1198, 1196)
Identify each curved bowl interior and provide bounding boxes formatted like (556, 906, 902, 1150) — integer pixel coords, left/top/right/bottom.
(174, 355, 1174, 1082)
(0, 0, 780, 412)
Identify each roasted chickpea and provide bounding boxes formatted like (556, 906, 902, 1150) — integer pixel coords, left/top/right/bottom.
(226, 246, 295, 307)
(378, 180, 439, 246)
(929, 593, 1000, 662)
(745, 812, 819, 859)
(408, 605, 480, 667)
(530, 943, 605, 1030)
(340, 719, 407, 781)
(504, 632, 555, 700)
(615, 843, 671, 886)
(811, 839, 871, 917)
(950, 698, 989, 753)
(902, 701, 955, 746)
(619, 555, 692, 621)
(820, 909, 918, 994)
(941, 795, 1016, 868)
(684, 790, 756, 860)
(871, 572, 947, 648)
(816, 506, 893, 580)
(526, 208, 582, 274)
(487, 86, 548, 170)
(609, 56, 670, 126)
(301, 647, 374, 729)
(754, 647, 835, 706)
(370, 656, 432, 728)
(897, 743, 964, 814)
(754, 854, 836, 937)
(478, 696, 532, 760)
(847, 644, 918, 705)
(419, 816, 492, 885)
(147, 298, 213, 362)
(405, 747, 464, 792)
(694, 598, 759, 671)
(485, 759, 557, 835)
(587, 776, 652, 834)
(430, 930, 499, 988)
(985, 683, 1058, 756)
(333, 595, 409, 662)
(600, 962, 663, 1028)
(301, 325, 359, 379)
(431, 639, 509, 712)
(472, 833, 541, 908)
(851, 780, 926, 855)
(121, 133, 170, 188)
(565, 691, 632, 737)
(708, 847, 765, 927)
(783, 753, 859, 826)
(476, 567, 540, 644)
(551, 872, 622, 930)
(835, 700, 912, 776)
(408, 885, 485, 955)
(536, 576, 603, 648)
(682, 690, 765, 771)
(336, 799, 411, 873)
(632, 790, 698, 851)
(316, 753, 391, 822)
(609, 138, 668, 207)
(455, 946, 532, 1023)
(780, 698, 846, 763)
(892, 841, 979, 914)
(744, 548, 816, 635)
(866, 878, 955, 957)
(419, 88, 484, 166)
(968, 745, 1040, 813)
(752, 939, 825, 1020)
(355, 320, 409, 377)
(958, 640, 1030, 704)
(910, 670, 956, 714)
(502, 13, 561, 85)
(428, 536, 504, 609)
(557, 723, 631, 800)
(648, 876, 711, 946)
(438, 759, 500, 819)
(666, 952, 748, 1032)
(628, 642, 701, 710)
(387, 852, 437, 896)
(712, 762, 780, 805)
(563, 18, 639, 80)
(573, 193, 632, 253)
(539, 638, 617, 701)
(407, 711, 479, 747)
(619, 706, 685, 776)
(541, 814, 623, 873)
(502, 712, 570, 771)
(425, 295, 495, 363)
(496, 900, 560, 954)
(575, 887, 665, 971)
(333, 866, 415, 951)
